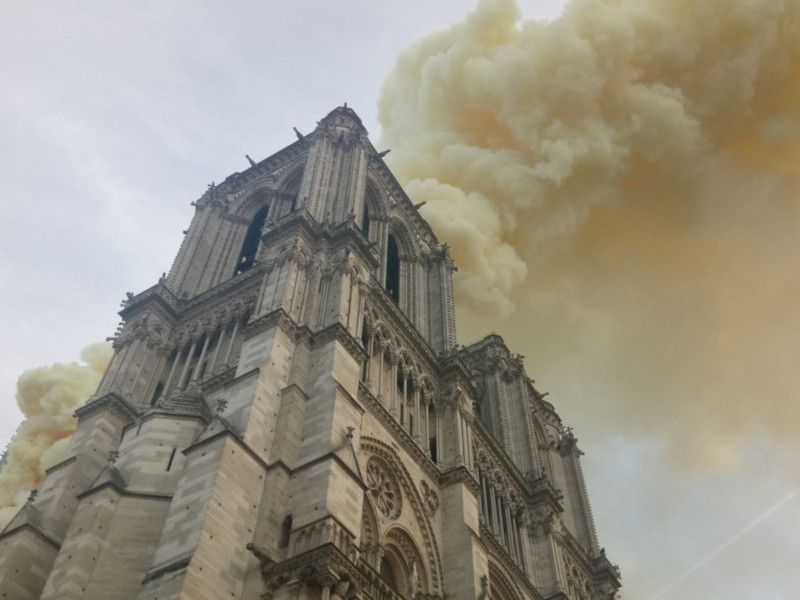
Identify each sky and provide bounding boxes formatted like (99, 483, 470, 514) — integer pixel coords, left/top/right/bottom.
(1, 1, 799, 598)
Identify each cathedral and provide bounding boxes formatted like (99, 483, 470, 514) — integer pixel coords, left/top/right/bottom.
(0, 106, 620, 599)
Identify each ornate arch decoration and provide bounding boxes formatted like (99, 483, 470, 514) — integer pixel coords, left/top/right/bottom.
(361, 176, 388, 244)
(528, 413, 551, 478)
(272, 164, 304, 216)
(488, 561, 524, 600)
(383, 214, 422, 318)
(364, 171, 390, 220)
(387, 213, 421, 261)
(360, 437, 444, 595)
(383, 526, 430, 598)
(360, 495, 382, 569)
(227, 156, 306, 220)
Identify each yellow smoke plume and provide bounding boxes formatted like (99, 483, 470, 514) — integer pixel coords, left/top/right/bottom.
(380, 0, 800, 469)
(0, 344, 111, 528)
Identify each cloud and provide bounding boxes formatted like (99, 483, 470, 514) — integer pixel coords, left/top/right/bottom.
(379, 0, 800, 470)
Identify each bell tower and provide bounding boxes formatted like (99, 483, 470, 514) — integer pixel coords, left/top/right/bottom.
(0, 106, 619, 600)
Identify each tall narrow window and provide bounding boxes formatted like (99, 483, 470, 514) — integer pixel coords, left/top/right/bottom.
(279, 514, 292, 548)
(386, 233, 400, 304)
(234, 205, 269, 275)
(361, 204, 370, 238)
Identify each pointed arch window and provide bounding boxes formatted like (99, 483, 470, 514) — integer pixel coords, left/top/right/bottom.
(386, 233, 400, 304)
(235, 205, 269, 275)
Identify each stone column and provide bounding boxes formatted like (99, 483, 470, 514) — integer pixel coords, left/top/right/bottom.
(424, 398, 431, 449)
(191, 334, 211, 381)
(490, 485, 501, 536)
(162, 348, 181, 394)
(365, 333, 374, 383)
(465, 419, 474, 471)
(376, 343, 384, 401)
(480, 471, 490, 524)
(223, 319, 240, 365)
(413, 385, 421, 441)
(505, 502, 517, 560)
(177, 339, 197, 389)
(515, 514, 528, 572)
(454, 409, 464, 463)
(402, 371, 409, 431)
(391, 359, 398, 418)
(208, 324, 226, 374)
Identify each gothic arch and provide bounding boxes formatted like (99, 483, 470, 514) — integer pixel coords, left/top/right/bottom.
(360, 437, 444, 595)
(387, 214, 421, 260)
(529, 412, 552, 478)
(488, 561, 524, 600)
(362, 177, 388, 243)
(382, 526, 429, 598)
(272, 164, 304, 216)
(364, 172, 390, 220)
(360, 495, 381, 569)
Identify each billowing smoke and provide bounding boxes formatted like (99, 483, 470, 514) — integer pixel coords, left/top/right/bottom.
(0, 344, 111, 528)
(379, 0, 800, 469)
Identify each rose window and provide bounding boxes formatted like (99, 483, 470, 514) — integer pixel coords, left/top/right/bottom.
(366, 457, 401, 519)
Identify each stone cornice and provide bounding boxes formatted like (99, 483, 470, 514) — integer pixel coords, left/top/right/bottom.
(260, 543, 412, 600)
(0, 522, 61, 550)
(75, 392, 140, 424)
(246, 307, 367, 365)
(118, 282, 180, 320)
(76, 482, 172, 503)
(439, 464, 480, 496)
(262, 209, 380, 272)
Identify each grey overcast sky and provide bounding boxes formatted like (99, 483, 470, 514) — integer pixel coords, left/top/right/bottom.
(2, 2, 798, 600)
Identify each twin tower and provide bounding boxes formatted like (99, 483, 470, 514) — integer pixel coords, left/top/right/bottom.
(0, 107, 620, 599)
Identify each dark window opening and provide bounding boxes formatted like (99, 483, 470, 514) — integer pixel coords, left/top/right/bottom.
(361, 204, 370, 238)
(379, 556, 398, 592)
(386, 234, 400, 304)
(150, 381, 164, 407)
(429, 437, 438, 462)
(235, 205, 269, 275)
(166, 447, 177, 471)
(280, 514, 292, 549)
(360, 327, 370, 382)
(186, 339, 203, 379)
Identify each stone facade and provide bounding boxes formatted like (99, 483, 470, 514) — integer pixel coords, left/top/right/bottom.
(0, 106, 620, 600)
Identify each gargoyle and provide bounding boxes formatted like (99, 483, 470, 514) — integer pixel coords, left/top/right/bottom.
(246, 542, 277, 580)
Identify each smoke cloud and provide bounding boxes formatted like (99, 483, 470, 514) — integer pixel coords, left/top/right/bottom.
(379, 0, 800, 469)
(0, 343, 111, 528)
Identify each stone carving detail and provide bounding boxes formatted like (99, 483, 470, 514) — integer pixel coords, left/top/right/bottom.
(420, 480, 439, 516)
(366, 457, 401, 519)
